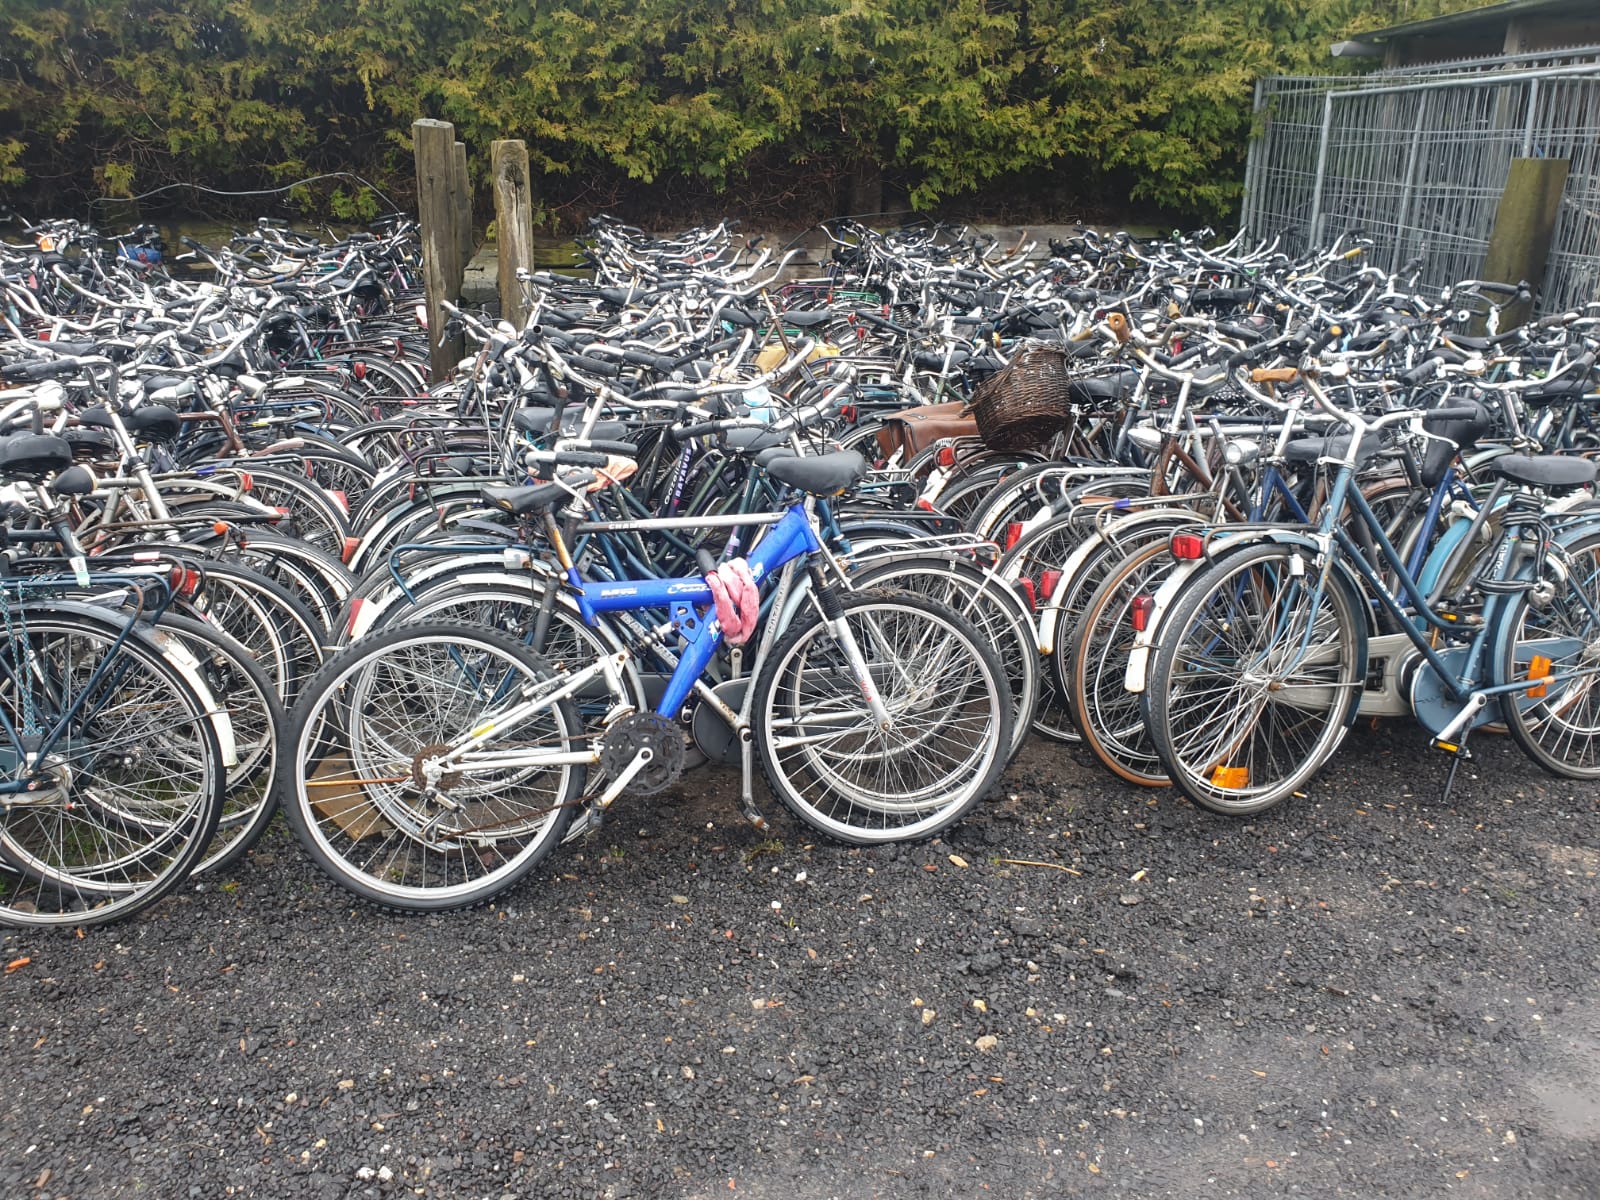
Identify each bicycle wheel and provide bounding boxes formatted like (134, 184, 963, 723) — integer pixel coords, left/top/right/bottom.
(191, 561, 327, 706)
(753, 589, 1011, 844)
(1145, 542, 1364, 815)
(848, 557, 1038, 763)
(151, 614, 286, 876)
(0, 605, 224, 927)
(1498, 531, 1600, 778)
(1067, 538, 1180, 786)
(280, 621, 584, 912)
(374, 578, 648, 734)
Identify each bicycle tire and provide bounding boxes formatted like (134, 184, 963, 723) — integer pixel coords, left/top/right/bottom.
(1498, 530, 1600, 779)
(848, 557, 1038, 763)
(753, 589, 1011, 844)
(280, 621, 583, 912)
(1067, 538, 1180, 786)
(151, 614, 286, 876)
(0, 604, 225, 927)
(1145, 541, 1364, 815)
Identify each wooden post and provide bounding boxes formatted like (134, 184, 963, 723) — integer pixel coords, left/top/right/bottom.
(452, 139, 474, 283)
(413, 118, 464, 381)
(491, 140, 536, 330)
(1481, 157, 1569, 327)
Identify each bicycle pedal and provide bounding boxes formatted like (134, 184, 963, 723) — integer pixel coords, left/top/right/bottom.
(1431, 737, 1472, 759)
(563, 805, 603, 844)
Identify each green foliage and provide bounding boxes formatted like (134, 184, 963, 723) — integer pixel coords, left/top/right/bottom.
(0, 0, 1493, 224)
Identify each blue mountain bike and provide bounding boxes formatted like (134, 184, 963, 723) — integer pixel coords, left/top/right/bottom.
(280, 451, 1012, 911)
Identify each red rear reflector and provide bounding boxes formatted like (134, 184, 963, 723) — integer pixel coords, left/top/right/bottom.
(936, 445, 957, 468)
(353, 360, 368, 381)
(1131, 594, 1155, 632)
(1004, 522, 1023, 551)
(1017, 577, 1038, 612)
(915, 499, 934, 512)
(238, 471, 253, 492)
(840, 405, 857, 424)
(346, 596, 365, 636)
(330, 489, 349, 514)
(168, 565, 201, 598)
(1040, 568, 1063, 599)
(1170, 533, 1205, 560)
(341, 536, 360, 564)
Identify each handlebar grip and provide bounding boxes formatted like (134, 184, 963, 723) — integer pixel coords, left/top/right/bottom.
(565, 439, 638, 457)
(1399, 361, 1441, 388)
(674, 421, 732, 441)
(1, 359, 84, 382)
(1306, 324, 1342, 355)
(1421, 406, 1484, 424)
(565, 354, 620, 378)
(1191, 286, 1253, 306)
(1250, 367, 1300, 385)
(527, 449, 609, 469)
(622, 348, 676, 372)
(1165, 344, 1209, 369)
(1216, 321, 1269, 344)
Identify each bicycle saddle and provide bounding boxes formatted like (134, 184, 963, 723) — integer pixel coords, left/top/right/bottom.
(763, 450, 868, 496)
(0, 433, 74, 482)
(1489, 454, 1597, 492)
(1282, 431, 1383, 466)
(481, 480, 569, 516)
(512, 406, 631, 444)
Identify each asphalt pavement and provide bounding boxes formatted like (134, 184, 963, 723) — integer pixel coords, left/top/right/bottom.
(4, 722, 1598, 1199)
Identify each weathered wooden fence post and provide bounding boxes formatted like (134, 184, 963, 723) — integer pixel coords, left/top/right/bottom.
(491, 140, 536, 331)
(1480, 157, 1570, 328)
(452, 139, 474, 274)
(413, 118, 466, 381)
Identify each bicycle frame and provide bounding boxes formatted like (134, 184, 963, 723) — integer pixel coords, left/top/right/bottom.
(413, 498, 880, 827)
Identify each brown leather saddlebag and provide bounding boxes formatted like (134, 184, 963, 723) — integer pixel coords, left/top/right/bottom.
(874, 401, 980, 459)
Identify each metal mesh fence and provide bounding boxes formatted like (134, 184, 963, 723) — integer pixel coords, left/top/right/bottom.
(1241, 49, 1600, 313)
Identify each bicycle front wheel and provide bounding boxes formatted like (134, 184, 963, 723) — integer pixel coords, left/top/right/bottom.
(1146, 542, 1364, 815)
(754, 589, 1011, 844)
(0, 607, 225, 928)
(1498, 531, 1600, 778)
(281, 622, 585, 912)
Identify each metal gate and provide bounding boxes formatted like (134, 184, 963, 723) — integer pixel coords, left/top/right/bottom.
(1241, 48, 1600, 313)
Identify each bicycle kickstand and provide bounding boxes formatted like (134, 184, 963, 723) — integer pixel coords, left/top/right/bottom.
(1432, 691, 1489, 804)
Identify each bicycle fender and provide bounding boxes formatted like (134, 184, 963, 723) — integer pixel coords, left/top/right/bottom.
(1123, 529, 1369, 709)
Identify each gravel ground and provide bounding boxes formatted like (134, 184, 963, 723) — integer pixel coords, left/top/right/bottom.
(3, 722, 1599, 1200)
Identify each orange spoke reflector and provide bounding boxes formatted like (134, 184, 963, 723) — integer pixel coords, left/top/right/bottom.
(1211, 765, 1250, 789)
(1527, 654, 1552, 698)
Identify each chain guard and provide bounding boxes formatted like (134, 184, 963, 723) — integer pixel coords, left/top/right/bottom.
(599, 712, 685, 795)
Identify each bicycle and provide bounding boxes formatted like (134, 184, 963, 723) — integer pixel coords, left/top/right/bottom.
(1128, 354, 1600, 816)
(279, 448, 1012, 911)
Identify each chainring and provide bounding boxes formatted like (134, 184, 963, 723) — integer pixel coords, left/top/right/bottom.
(599, 712, 686, 795)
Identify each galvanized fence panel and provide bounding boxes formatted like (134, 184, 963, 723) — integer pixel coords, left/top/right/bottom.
(1242, 50, 1600, 313)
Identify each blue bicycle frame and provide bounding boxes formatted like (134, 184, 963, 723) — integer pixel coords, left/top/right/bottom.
(566, 503, 823, 719)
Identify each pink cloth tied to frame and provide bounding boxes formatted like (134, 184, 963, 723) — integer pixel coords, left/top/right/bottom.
(704, 558, 760, 645)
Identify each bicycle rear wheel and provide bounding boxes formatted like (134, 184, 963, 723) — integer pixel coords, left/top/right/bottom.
(754, 589, 1011, 844)
(1145, 542, 1364, 815)
(280, 621, 584, 912)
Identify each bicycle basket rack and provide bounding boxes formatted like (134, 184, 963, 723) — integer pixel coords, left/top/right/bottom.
(964, 341, 1079, 451)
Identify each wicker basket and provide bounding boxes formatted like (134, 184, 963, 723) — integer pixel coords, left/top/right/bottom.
(964, 341, 1078, 451)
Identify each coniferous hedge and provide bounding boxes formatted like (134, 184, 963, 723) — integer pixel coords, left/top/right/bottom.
(0, 0, 1475, 226)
